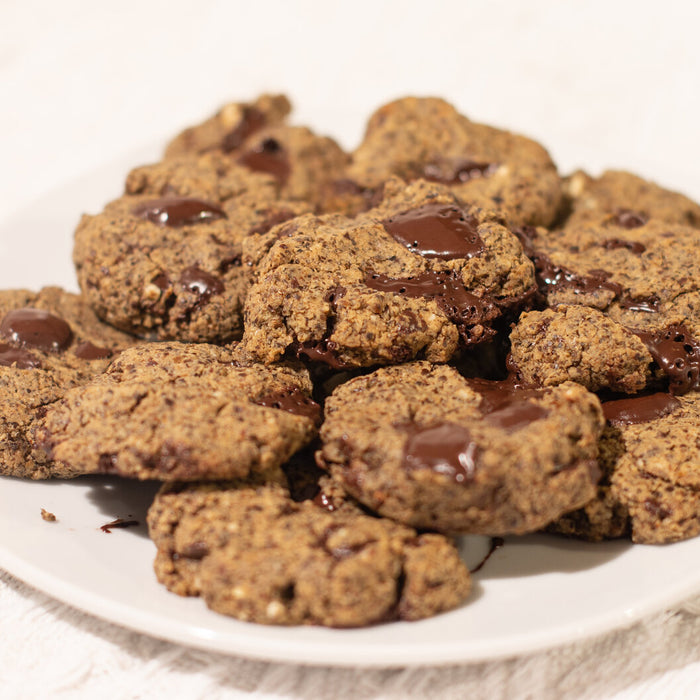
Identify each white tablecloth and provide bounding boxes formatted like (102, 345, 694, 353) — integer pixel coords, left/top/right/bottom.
(2, 2, 700, 697)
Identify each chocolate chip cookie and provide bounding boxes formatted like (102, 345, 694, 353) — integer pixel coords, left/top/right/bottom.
(34, 342, 319, 480)
(0, 287, 137, 479)
(242, 178, 535, 368)
(551, 391, 700, 544)
(148, 471, 471, 626)
(319, 362, 604, 534)
(333, 96, 563, 226)
(74, 189, 308, 342)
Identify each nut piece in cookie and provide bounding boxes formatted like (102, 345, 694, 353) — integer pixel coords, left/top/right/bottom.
(74, 186, 308, 342)
(0, 287, 138, 479)
(147, 471, 471, 627)
(242, 178, 535, 368)
(320, 362, 604, 535)
(332, 96, 562, 227)
(34, 342, 319, 481)
(551, 391, 700, 544)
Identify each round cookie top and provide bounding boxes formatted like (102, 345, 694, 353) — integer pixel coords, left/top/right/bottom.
(0, 287, 138, 479)
(164, 94, 292, 158)
(241, 178, 536, 368)
(551, 391, 700, 544)
(147, 473, 471, 627)
(335, 96, 563, 227)
(74, 191, 308, 343)
(563, 170, 700, 231)
(319, 362, 604, 535)
(34, 342, 320, 482)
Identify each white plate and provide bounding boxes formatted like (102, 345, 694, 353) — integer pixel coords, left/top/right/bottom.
(2, 154, 700, 668)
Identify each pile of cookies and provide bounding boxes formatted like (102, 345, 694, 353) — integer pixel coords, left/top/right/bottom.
(3, 94, 700, 627)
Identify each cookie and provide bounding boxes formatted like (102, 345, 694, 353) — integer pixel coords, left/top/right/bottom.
(164, 94, 292, 158)
(319, 362, 604, 535)
(509, 305, 652, 394)
(147, 473, 471, 627)
(0, 287, 137, 479)
(562, 169, 700, 230)
(163, 95, 349, 210)
(241, 178, 536, 368)
(551, 391, 700, 544)
(518, 218, 700, 395)
(74, 190, 308, 342)
(34, 342, 319, 481)
(334, 96, 563, 227)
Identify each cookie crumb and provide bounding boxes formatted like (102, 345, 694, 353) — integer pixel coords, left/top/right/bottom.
(40, 508, 57, 522)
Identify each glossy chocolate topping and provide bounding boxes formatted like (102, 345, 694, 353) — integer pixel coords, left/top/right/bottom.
(364, 270, 498, 345)
(293, 339, 352, 370)
(179, 266, 225, 300)
(255, 386, 322, 424)
(74, 341, 113, 360)
(382, 203, 484, 260)
(0, 343, 41, 369)
(619, 294, 660, 313)
(535, 256, 623, 298)
(221, 106, 266, 153)
(403, 422, 479, 484)
(239, 137, 290, 183)
(132, 197, 226, 227)
(634, 325, 700, 394)
(99, 518, 139, 533)
(610, 209, 648, 229)
(602, 392, 681, 425)
(601, 238, 646, 254)
(485, 401, 548, 432)
(0, 308, 73, 352)
(312, 491, 337, 512)
(423, 159, 498, 185)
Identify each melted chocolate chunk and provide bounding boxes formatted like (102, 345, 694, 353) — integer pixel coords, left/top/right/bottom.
(313, 491, 337, 512)
(0, 308, 73, 352)
(423, 158, 498, 185)
(247, 208, 297, 236)
(610, 209, 648, 229)
(100, 517, 139, 533)
(364, 270, 498, 345)
(0, 343, 41, 369)
(601, 238, 646, 254)
(619, 294, 660, 313)
(255, 386, 322, 424)
(221, 106, 266, 152)
(181, 541, 210, 560)
(239, 137, 290, 183)
(470, 537, 505, 574)
(464, 376, 539, 414)
(485, 401, 548, 432)
(535, 257, 623, 299)
(633, 325, 700, 395)
(132, 197, 226, 227)
(602, 392, 681, 425)
(382, 203, 484, 260)
(403, 422, 479, 484)
(152, 273, 171, 291)
(293, 339, 352, 370)
(179, 266, 225, 300)
(74, 341, 113, 360)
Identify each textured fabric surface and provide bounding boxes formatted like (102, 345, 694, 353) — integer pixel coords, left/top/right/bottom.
(4, 567, 700, 700)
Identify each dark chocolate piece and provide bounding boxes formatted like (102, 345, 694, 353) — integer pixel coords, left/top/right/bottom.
(255, 386, 322, 424)
(179, 266, 225, 300)
(221, 106, 266, 153)
(610, 209, 648, 229)
(403, 422, 479, 484)
(602, 392, 681, 425)
(381, 203, 484, 260)
(0, 343, 41, 369)
(132, 197, 226, 227)
(100, 518, 139, 533)
(239, 137, 290, 183)
(0, 308, 73, 352)
(601, 238, 646, 254)
(74, 341, 113, 360)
